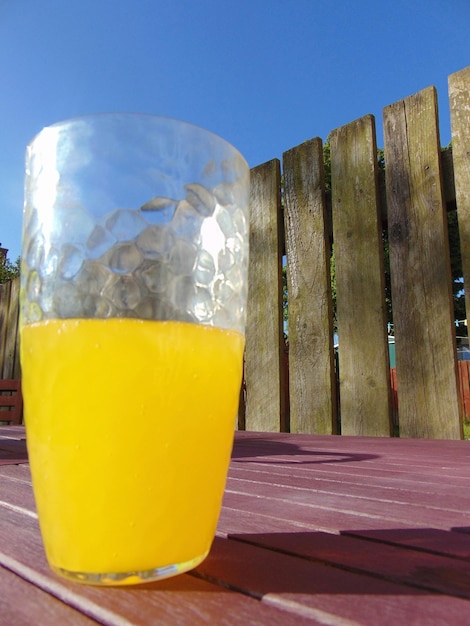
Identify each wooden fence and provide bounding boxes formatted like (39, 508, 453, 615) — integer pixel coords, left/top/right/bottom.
(0, 277, 20, 380)
(242, 65, 470, 438)
(1, 66, 469, 438)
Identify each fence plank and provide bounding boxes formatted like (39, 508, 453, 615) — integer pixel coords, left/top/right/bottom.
(244, 160, 286, 431)
(0, 281, 12, 378)
(449, 67, 470, 333)
(383, 86, 462, 439)
(283, 139, 337, 434)
(330, 115, 392, 436)
(2, 278, 21, 379)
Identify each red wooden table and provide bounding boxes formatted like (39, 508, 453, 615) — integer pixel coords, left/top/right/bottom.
(1, 425, 470, 625)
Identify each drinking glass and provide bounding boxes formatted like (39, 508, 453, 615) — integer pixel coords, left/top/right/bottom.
(20, 114, 249, 585)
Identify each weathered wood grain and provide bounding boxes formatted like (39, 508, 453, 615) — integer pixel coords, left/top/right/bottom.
(282, 139, 337, 433)
(383, 86, 463, 439)
(0, 279, 12, 377)
(330, 115, 392, 436)
(2, 277, 21, 379)
(449, 67, 470, 339)
(0, 564, 100, 625)
(244, 160, 287, 431)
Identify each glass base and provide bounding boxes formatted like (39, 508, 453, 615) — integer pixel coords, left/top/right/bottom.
(51, 551, 208, 586)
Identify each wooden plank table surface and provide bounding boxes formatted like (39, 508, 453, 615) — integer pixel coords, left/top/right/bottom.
(1, 425, 470, 625)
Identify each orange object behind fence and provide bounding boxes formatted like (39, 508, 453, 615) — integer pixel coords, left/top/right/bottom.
(458, 361, 470, 421)
(389, 363, 470, 426)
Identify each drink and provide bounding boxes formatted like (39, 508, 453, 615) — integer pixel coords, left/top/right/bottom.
(21, 318, 244, 583)
(21, 113, 250, 584)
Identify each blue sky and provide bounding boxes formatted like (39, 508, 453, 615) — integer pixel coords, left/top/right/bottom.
(1, 0, 469, 262)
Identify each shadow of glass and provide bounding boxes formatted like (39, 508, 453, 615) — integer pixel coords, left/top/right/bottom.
(231, 438, 378, 465)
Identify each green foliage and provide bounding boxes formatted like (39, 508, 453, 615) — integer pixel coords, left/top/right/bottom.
(323, 140, 331, 190)
(0, 256, 20, 284)
(330, 244, 336, 329)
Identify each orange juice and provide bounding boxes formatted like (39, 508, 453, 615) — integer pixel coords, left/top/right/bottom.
(20, 318, 244, 584)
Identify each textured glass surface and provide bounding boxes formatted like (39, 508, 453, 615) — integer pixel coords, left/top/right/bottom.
(22, 114, 250, 332)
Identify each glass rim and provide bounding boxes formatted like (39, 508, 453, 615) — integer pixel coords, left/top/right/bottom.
(27, 112, 249, 169)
